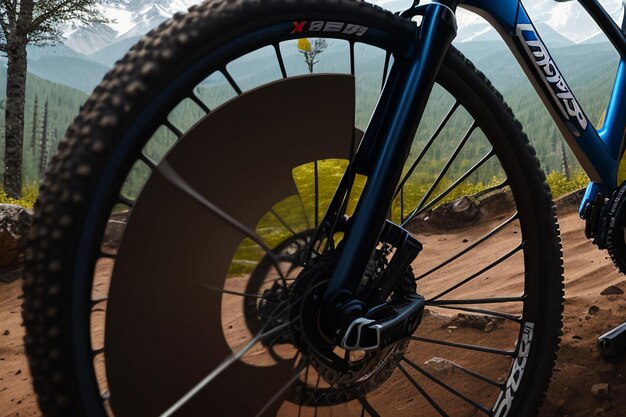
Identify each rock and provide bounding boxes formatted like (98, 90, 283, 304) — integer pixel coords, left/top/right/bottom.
(591, 383, 610, 398)
(601, 286, 624, 296)
(449, 313, 501, 331)
(2, 330, 8, 336)
(424, 357, 455, 373)
(429, 196, 480, 229)
(447, 326, 457, 334)
(589, 305, 600, 315)
(484, 321, 496, 333)
(0, 204, 32, 268)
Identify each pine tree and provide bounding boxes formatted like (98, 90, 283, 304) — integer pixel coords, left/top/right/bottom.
(39, 100, 49, 177)
(561, 142, 571, 181)
(30, 96, 38, 155)
(0, 0, 107, 197)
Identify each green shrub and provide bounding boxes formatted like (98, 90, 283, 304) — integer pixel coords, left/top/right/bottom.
(0, 183, 39, 209)
(545, 170, 588, 199)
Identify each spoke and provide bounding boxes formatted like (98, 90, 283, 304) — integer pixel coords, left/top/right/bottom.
(472, 179, 509, 200)
(314, 161, 320, 227)
(428, 242, 524, 302)
(99, 251, 116, 260)
(255, 360, 307, 417)
(161, 320, 291, 415)
(410, 336, 515, 356)
(408, 150, 496, 221)
(274, 44, 288, 79)
(222, 68, 243, 95)
(270, 209, 298, 237)
(395, 101, 460, 199)
(431, 305, 521, 323)
(321, 172, 356, 254)
(444, 361, 504, 388)
(397, 363, 450, 417)
(201, 284, 279, 300)
(298, 193, 311, 229)
(189, 90, 211, 114)
(159, 276, 325, 417)
(261, 276, 298, 287)
(91, 296, 108, 307)
(381, 51, 391, 90)
(401, 356, 492, 415)
(139, 151, 157, 170)
(400, 186, 405, 222)
(157, 161, 287, 284)
(160, 319, 292, 417)
(415, 212, 519, 281)
(427, 296, 524, 306)
(313, 373, 321, 417)
(118, 195, 135, 208)
(408, 122, 477, 219)
(358, 396, 381, 417)
(298, 364, 310, 417)
(163, 120, 183, 139)
(349, 41, 355, 76)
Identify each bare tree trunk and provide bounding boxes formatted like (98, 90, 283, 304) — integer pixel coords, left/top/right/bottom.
(3, 40, 27, 198)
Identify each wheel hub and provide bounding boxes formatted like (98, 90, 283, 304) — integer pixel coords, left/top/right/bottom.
(251, 242, 414, 406)
(284, 254, 411, 406)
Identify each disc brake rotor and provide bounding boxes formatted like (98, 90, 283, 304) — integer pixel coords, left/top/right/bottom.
(105, 75, 357, 416)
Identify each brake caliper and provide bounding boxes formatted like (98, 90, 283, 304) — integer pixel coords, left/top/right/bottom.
(338, 221, 425, 351)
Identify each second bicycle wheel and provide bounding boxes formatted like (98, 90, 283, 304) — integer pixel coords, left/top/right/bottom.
(23, 1, 564, 417)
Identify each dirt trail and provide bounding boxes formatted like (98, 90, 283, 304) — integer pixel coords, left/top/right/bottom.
(2, 206, 626, 416)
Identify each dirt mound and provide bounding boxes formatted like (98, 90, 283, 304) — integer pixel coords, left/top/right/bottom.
(407, 189, 515, 234)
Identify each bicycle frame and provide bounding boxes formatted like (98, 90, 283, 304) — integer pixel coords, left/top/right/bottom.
(462, 0, 626, 211)
(323, 0, 626, 336)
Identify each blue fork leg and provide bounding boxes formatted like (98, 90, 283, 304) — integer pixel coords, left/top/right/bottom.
(321, 2, 458, 334)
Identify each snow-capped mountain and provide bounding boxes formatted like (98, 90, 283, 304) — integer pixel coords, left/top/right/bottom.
(62, 0, 624, 55)
(62, 0, 199, 55)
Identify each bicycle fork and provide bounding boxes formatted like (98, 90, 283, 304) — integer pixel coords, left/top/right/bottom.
(316, 1, 459, 349)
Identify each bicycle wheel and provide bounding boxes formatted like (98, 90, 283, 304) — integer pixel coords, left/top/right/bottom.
(23, 1, 564, 416)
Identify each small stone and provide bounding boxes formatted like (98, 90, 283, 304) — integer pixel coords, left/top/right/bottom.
(2, 330, 8, 336)
(573, 335, 583, 340)
(462, 239, 469, 243)
(424, 357, 455, 373)
(601, 285, 623, 295)
(483, 321, 496, 333)
(591, 383, 610, 398)
(589, 305, 600, 315)
(15, 369, 21, 375)
(447, 326, 457, 334)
